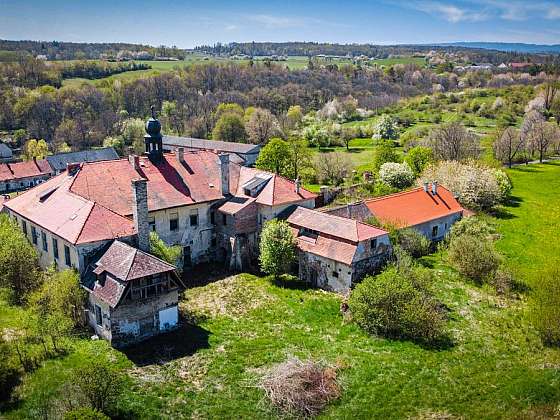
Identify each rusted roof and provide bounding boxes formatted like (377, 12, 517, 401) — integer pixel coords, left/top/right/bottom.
(91, 275, 126, 308)
(93, 240, 176, 282)
(287, 206, 387, 242)
(364, 184, 464, 228)
(290, 226, 358, 265)
(321, 201, 374, 222)
(0, 159, 52, 182)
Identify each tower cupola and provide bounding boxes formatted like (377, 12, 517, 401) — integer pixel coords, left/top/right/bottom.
(144, 106, 163, 162)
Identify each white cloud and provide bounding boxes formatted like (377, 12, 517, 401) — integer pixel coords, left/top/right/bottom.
(408, 1, 489, 22)
(245, 14, 308, 29)
(225, 24, 238, 31)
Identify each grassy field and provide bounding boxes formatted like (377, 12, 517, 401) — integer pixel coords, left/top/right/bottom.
(2, 162, 560, 419)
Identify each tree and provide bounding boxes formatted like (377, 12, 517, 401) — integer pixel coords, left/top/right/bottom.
(542, 77, 559, 113)
(493, 127, 524, 168)
(259, 220, 297, 279)
(284, 105, 303, 132)
(404, 146, 434, 176)
(23, 138, 49, 160)
(0, 215, 42, 302)
(379, 162, 415, 189)
(161, 100, 184, 135)
(285, 137, 312, 180)
(102, 136, 124, 156)
(120, 118, 145, 155)
(527, 121, 559, 163)
(214, 102, 244, 120)
(212, 113, 246, 143)
(447, 234, 501, 284)
(255, 138, 291, 175)
(340, 126, 357, 151)
(520, 110, 545, 161)
(314, 152, 353, 186)
(530, 264, 560, 346)
(149, 231, 182, 269)
(373, 143, 401, 173)
(246, 108, 280, 144)
(70, 361, 123, 414)
(372, 115, 398, 141)
(428, 122, 480, 161)
(349, 266, 445, 345)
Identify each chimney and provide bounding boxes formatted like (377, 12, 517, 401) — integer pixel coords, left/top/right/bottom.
(423, 181, 429, 193)
(176, 147, 185, 164)
(128, 154, 140, 171)
(131, 178, 150, 252)
(431, 181, 438, 196)
(66, 162, 80, 176)
(218, 153, 230, 196)
(295, 177, 301, 195)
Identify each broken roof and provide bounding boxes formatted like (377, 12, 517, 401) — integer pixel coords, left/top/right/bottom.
(45, 147, 119, 172)
(364, 184, 464, 228)
(321, 201, 374, 223)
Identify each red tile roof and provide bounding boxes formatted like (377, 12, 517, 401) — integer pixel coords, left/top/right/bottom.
(287, 206, 388, 265)
(0, 159, 52, 182)
(287, 206, 387, 242)
(364, 184, 464, 228)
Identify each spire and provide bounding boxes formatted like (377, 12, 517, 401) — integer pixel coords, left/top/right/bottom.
(144, 105, 163, 162)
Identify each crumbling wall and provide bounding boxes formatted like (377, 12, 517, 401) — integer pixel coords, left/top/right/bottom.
(298, 251, 353, 293)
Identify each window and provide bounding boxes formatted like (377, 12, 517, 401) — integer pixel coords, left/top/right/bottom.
(148, 216, 156, 232)
(370, 239, 377, 250)
(169, 212, 179, 231)
(22, 220, 27, 236)
(31, 226, 38, 245)
(432, 225, 439, 238)
(189, 209, 199, 227)
(211, 237, 217, 247)
(52, 238, 59, 259)
(210, 211, 215, 225)
(41, 231, 48, 252)
(94, 305, 102, 326)
(332, 271, 339, 278)
(64, 245, 71, 266)
(222, 213, 227, 225)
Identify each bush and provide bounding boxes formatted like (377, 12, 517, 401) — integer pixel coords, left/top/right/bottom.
(70, 361, 123, 415)
(373, 143, 401, 173)
(349, 266, 446, 344)
(447, 234, 501, 284)
(395, 229, 431, 258)
(494, 169, 513, 202)
(448, 217, 496, 242)
(405, 146, 434, 176)
(259, 220, 297, 278)
(149, 231, 182, 269)
(530, 265, 560, 346)
(379, 162, 415, 189)
(259, 357, 341, 417)
(372, 114, 398, 140)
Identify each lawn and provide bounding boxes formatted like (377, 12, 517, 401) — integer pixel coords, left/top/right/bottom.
(3, 161, 560, 419)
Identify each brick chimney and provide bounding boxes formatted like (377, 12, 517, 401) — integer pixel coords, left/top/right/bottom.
(128, 154, 140, 171)
(431, 181, 438, 196)
(295, 177, 301, 195)
(218, 153, 230, 196)
(131, 178, 149, 252)
(176, 147, 185, 164)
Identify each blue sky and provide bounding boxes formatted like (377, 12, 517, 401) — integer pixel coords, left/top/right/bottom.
(1, 0, 560, 47)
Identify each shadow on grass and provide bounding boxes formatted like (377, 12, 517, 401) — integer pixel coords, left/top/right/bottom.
(121, 320, 211, 367)
(490, 196, 523, 219)
(271, 274, 315, 291)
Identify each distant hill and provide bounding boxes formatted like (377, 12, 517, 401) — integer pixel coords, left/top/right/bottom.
(439, 42, 560, 54)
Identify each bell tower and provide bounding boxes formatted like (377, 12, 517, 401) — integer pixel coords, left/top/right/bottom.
(144, 105, 163, 162)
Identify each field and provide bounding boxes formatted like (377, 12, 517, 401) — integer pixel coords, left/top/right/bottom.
(2, 162, 560, 419)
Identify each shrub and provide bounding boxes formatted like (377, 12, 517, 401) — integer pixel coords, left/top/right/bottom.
(421, 161, 504, 210)
(530, 265, 560, 346)
(259, 357, 340, 417)
(259, 220, 297, 278)
(372, 114, 398, 140)
(494, 169, 513, 202)
(405, 146, 434, 176)
(149, 231, 182, 269)
(448, 217, 496, 242)
(70, 361, 123, 414)
(395, 229, 431, 258)
(63, 408, 110, 420)
(349, 266, 446, 344)
(373, 143, 401, 173)
(447, 234, 501, 284)
(379, 162, 415, 189)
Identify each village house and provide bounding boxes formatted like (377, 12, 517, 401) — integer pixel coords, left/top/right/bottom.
(363, 182, 465, 241)
(0, 158, 52, 193)
(163, 135, 262, 166)
(83, 240, 185, 347)
(286, 206, 391, 292)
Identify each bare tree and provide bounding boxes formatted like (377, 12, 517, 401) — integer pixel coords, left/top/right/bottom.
(493, 127, 524, 168)
(428, 122, 481, 161)
(246, 108, 280, 144)
(314, 152, 353, 186)
(543, 77, 560, 112)
(528, 121, 560, 163)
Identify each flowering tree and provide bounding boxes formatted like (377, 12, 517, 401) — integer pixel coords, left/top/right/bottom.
(379, 162, 415, 189)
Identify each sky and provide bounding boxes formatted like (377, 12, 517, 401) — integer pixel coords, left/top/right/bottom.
(1, 0, 560, 47)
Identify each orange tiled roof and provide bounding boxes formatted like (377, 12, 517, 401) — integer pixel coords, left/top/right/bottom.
(364, 185, 464, 228)
(0, 159, 52, 182)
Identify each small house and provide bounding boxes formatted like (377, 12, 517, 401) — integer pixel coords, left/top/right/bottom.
(287, 206, 391, 292)
(84, 240, 184, 347)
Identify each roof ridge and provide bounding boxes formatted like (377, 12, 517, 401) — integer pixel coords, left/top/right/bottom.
(74, 202, 96, 245)
(365, 186, 425, 203)
(125, 247, 137, 281)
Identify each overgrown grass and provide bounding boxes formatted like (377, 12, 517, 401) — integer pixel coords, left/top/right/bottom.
(2, 160, 560, 419)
